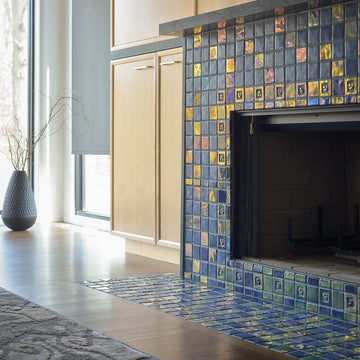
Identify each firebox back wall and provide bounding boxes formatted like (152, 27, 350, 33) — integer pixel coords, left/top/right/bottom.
(183, 0, 360, 320)
(258, 131, 360, 257)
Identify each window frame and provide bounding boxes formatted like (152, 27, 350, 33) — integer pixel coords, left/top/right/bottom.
(74, 154, 110, 221)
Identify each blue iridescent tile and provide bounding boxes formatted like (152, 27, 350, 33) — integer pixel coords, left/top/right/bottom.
(245, 71, 254, 86)
(345, 284, 357, 294)
(193, 231, 201, 244)
(286, 15, 296, 31)
(255, 37, 264, 53)
(297, 13, 307, 28)
(265, 35, 274, 51)
(308, 98, 319, 106)
(201, 247, 209, 261)
(245, 23, 254, 38)
(255, 21, 264, 36)
(209, 263, 217, 278)
(185, 258, 193, 272)
(245, 272, 253, 287)
(275, 50, 285, 66)
(185, 229, 193, 243)
(320, 25, 331, 42)
(331, 309, 344, 320)
(275, 33, 285, 49)
(255, 70, 264, 85)
(320, 61, 331, 79)
(332, 42, 344, 59)
(332, 78, 345, 95)
(209, 219, 217, 233)
(297, 29, 308, 46)
(284, 297, 295, 307)
(345, 2, 357, 20)
(274, 270, 284, 278)
(200, 262, 208, 276)
(308, 62, 319, 79)
(265, 52, 274, 67)
(345, 39, 357, 57)
(308, 277, 319, 286)
(265, 19, 274, 34)
(245, 55, 254, 70)
(286, 65, 296, 81)
(275, 68, 284, 82)
(285, 48, 296, 65)
(296, 64, 307, 81)
(193, 245, 200, 259)
(308, 27, 319, 44)
(320, 8, 331, 24)
(333, 23, 345, 40)
(209, 203, 217, 218)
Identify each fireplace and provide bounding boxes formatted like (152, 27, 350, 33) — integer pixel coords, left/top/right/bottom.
(231, 106, 360, 259)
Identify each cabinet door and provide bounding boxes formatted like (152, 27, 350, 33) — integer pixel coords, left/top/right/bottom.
(112, 0, 195, 48)
(197, 0, 255, 14)
(158, 50, 183, 247)
(112, 55, 156, 243)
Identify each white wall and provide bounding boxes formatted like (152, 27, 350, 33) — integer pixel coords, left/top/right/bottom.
(34, 0, 66, 222)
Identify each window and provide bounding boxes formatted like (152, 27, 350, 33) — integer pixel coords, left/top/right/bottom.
(76, 155, 110, 219)
(0, 0, 29, 210)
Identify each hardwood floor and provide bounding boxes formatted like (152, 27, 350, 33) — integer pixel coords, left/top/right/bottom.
(0, 223, 293, 360)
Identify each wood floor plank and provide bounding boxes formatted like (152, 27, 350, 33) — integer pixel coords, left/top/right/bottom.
(0, 223, 293, 360)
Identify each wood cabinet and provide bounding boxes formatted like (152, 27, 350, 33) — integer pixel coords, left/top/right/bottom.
(112, 55, 156, 244)
(111, 49, 183, 262)
(196, 0, 255, 14)
(158, 51, 183, 248)
(112, 0, 195, 48)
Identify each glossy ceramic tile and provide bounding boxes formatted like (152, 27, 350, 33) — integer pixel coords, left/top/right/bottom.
(83, 274, 360, 360)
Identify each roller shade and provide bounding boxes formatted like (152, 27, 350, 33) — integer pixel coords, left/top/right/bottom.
(72, 0, 110, 154)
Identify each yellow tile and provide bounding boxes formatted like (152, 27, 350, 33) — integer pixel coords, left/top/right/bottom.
(308, 81, 319, 97)
(194, 34, 202, 48)
(194, 165, 201, 178)
(194, 63, 201, 77)
(226, 104, 234, 119)
(194, 122, 201, 135)
(186, 151, 193, 163)
(227, 58, 235, 73)
(217, 105, 226, 119)
(186, 107, 193, 121)
(209, 106, 217, 120)
(210, 46, 218, 60)
(320, 44, 332, 61)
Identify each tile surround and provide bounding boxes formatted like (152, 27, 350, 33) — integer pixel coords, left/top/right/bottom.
(183, 0, 360, 321)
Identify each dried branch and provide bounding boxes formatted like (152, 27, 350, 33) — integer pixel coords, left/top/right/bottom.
(2, 90, 90, 171)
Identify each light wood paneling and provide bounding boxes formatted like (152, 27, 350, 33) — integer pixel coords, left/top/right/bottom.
(112, 0, 195, 48)
(112, 55, 156, 241)
(158, 50, 183, 247)
(197, 0, 256, 14)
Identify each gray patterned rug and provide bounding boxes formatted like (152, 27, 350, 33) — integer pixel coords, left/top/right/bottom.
(0, 287, 157, 359)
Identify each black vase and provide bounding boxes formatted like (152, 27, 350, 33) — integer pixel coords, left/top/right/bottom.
(2, 171, 37, 231)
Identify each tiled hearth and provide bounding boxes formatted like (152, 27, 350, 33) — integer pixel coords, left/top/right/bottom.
(182, 0, 360, 323)
(82, 274, 360, 359)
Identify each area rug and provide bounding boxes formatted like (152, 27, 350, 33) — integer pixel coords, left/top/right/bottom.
(81, 273, 360, 359)
(0, 287, 157, 360)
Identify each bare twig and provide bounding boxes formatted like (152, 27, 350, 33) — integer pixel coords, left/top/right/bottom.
(2, 90, 89, 171)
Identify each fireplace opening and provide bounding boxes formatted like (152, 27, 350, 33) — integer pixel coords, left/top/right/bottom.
(231, 107, 360, 262)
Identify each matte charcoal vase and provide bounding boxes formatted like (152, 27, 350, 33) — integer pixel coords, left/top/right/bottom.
(2, 171, 37, 231)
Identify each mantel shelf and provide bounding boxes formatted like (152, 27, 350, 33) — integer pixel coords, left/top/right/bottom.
(159, 0, 308, 36)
